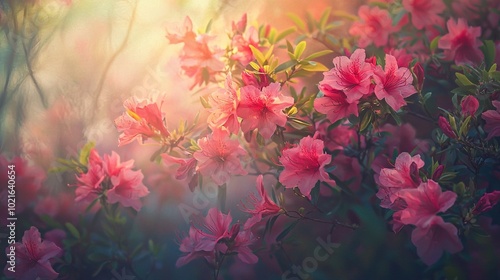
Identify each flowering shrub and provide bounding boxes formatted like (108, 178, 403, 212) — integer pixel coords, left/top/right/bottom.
(1, 0, 500, 279)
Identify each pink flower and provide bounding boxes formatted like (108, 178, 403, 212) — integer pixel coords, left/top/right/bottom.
(376, 152, 425, 209)
(438, 18, 484, 66)
(231, 24, 260, 65)
(438, 116, 457, 139)
(177, 208, 258, 267)
(398, 180, 457, 227)
(4, 227, 62, 280)
(241, 175, 281, 229)
(193, 128, 247, 185)
(314, 86, 359, 123)
(165, 16, 196, 44)
(320, 49, 374, 103)
(237, 83, 294, 139)
(482, 100, 500, 140)
(114, 97, 170, 146)
(208, 75, 240, 134)
(162, 154, 197, 181)
(349, 6, 397, 48)
(373, 54, 416, 111)
(176, 227, 213, 267)
(242, 68, 270, 90)
(75, 149, 149, 211)
(75, 149, 106, 203)
(106, 159, 149, 211)
(279, 136, 334, 196)
(461, 95, 479, 117)
(473, 190, 500, 215)
(402, 0, 446, 30)
(411, 216, 463, 265)
(315, 121, 359, 152)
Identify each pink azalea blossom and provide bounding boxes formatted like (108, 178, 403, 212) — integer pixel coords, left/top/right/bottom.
(241, 175, 281, 229)
(398, 180, 457, 227)
(75, 149, 106, 203)
(376, 152, 425, 209)
(161, 154, 197, 181)
(473, 190, 500, 215)
(315, 121, 359, 152)
(75, 149, 149, 211)
(438, 18, 484, 66)
(314, 86, 359, 123)
(231, 15, 260, 66)
(208, 75, 240, 134)
(482, 101, 500, 140)
(320, 49, 374, 103)
(461, 95, 479, 117)
(373, 54, 416, 111)
(402, 0, 446, 30)
(411, 216, 463, 265)
(279, 136, 334, 196)
(4, 227, 62, 280)
(106, 162, 149, 211)
(237, 83, 294, 139)
(349, 6, 397, 48)
(193, 128, 247, 185)
(177, 208, 257, 267)
(242, 68, 270, 90)
(165, 16, 196, 44)
(114, 97, 170, 146)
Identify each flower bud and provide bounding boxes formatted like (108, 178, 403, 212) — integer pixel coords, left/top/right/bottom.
(472, 191, 500, 215)
(412, 62, 424, 92)
(438, 116, 457, 139)
(410, 162, 421, 185)
(432, 165, 444, 181)
(460, 95, 479, 117)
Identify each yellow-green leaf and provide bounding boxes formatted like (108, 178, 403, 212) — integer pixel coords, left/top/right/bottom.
(294, 41, 307, 59)
(249, 45, 266, 65)
(302, 61, 329, 72)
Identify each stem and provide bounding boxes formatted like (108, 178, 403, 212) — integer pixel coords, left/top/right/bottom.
(213, 254, 226, 280)
(218, 183, 227, 213)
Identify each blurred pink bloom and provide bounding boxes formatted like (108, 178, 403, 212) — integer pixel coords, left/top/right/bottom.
(461, 95, 479, 117)
(438, 116, 457, 139)
(438, 18, 483, 66)
(75, 149, 149, 211)
(176, 227, 213, 267)
(402, 0, 445, 30)
(398, 180, 457, 227)
(162, 154, 197, 181)
(349, 6, 397, 47)
(411, 216, 463, 265)
(482, 101, 500, 140)
(208, 75, 240, 134)
(387, 48, 414, 68)
(315, 122, 358, 152)
(314, 86, 359, 123)
(177, 208, 257, 267)
(473, 190, 500, 215)
(376, 152, 424, 209)
(104, 152, 149, 211)
(75, 149, 105, 203)
(237, 83, 294, 139)
(193, 128, 247, 185)
(331, 154, 362, 192)
(165, 16, 196, 44)
(232, 13, 247, 34)
(279, 136, 334, 196)
(4, 227, 62, 280)
(231, 26, 259, 65)
(241, 175, 281, 229)
(320, 49, 374, 103)
(373, 54, 416, 111)
(114, 97, 170, 146)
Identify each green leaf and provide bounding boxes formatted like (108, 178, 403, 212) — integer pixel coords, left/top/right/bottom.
(359, 110, 373, 133)
(318, 8, 331, 30)
(287, 13, 306, 32)
(304, 50, 333, 61)
(481, 40, 496, 68)
(301, 61, 329, 72)
(275, 27, 296, 42)
(249, 45, 266, 65)
(294, 41, 307, 59)
(79, 142, 95, 166)
(274, 60, 297, 73)
(459, 116, 472, 137)
(430, 36, 441, 53)
(456, 73, 475, 86)
(65, 222, 81, 239)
